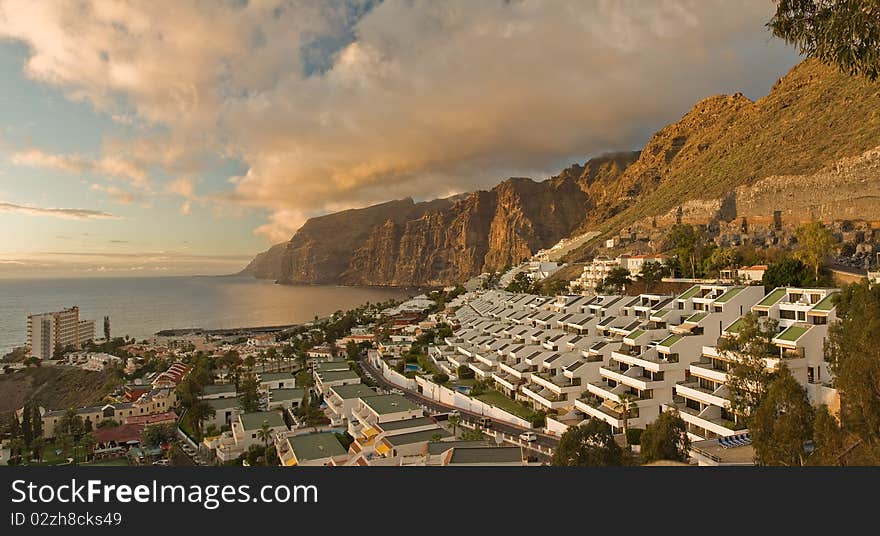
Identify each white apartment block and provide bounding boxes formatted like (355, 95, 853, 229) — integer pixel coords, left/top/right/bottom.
(668, 287, 840, 442)
(433, 283, 842, 448)
(570, 254, 668, 293)
(27, 306, 95, 359)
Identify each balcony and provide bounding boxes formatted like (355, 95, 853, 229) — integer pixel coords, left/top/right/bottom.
(664, 401, 745, 439)
(676, 381, 729, 409)
(575, 394, 641, 429)
(521, 385, 569, 410)
(689, 359, 729, 384)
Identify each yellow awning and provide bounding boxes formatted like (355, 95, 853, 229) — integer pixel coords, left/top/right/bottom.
(362, 427, 378, 439)
(375, 442, 391, 456)
(285, 457, 298, 467)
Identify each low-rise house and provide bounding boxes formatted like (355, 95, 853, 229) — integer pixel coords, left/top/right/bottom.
(204, 397, 241, 430)
(209, 411, 288, 463)
(267, 388, 306, 411)
(314, 368, 361, 395)
(259, 372, 297, 390)
(276, 432, 349, 467)
(325, 384, 379, 426)
(202, 383, 237, 400)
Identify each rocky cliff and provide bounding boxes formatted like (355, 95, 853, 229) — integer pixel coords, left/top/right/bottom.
(243, 59, 880, 286)
(241, 152, 638, 286)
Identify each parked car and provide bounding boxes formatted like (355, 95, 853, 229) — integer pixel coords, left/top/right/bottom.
(519, 431, 537, 442)
(152, 459, 170, 466)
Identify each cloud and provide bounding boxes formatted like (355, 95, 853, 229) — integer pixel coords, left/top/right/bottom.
(0, 0, 801, 241)
(0, 201, 119, 220)
(90, 183, 144, 205)
(11, 148, 149, 187)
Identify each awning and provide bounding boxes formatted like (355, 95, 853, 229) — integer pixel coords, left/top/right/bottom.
(362, 427, 378, 439)
(375, 442, 392, 456)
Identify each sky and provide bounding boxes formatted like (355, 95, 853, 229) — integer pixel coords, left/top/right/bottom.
(0, 0, 801, 278)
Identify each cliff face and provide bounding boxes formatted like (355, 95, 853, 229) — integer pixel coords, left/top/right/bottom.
(569, 59, 880, 245)
(242, 152, 638, 286)
(243, 59, 880, 286)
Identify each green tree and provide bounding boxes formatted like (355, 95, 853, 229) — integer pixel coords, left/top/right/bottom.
(142, 423, 178, 448)
(257, 420, 274, 466)
(432, 373, 450, 384)
(448, 414, 460, 436)
(636, 261, 668, 293)
(640, 410, 691, 464)
(825, 280, 880, 445)
(794, 221, 835, 281)
(750, 366, 815, 466)
(551, 419, 628, 466)
(808, 405, 847, 465)
(599, 267, 632, 294)
(719, 313, 779, 420)
(618, 392, 638, 450)
(238, 373, 262, 413)
(457, 365, 475, 380)
(666, 224, 704, 278)
(768, 0, 880, 81)
(762, 257, 813, 291)
(505, 272, 535, 294)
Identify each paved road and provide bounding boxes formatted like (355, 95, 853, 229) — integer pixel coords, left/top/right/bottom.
(358, 357, 558, 457)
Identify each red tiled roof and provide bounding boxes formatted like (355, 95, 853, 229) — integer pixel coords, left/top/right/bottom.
(93, 424, 144, 444)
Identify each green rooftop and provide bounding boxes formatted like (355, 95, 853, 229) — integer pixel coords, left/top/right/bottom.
(775, 325, 811, 343)
(270, 388, 306, 402)
(658, 334, 683, 347)
(724, 318, 746, 334)
(361, 394, 420, 415)
(330, 384, 378, 400)
(240, 411, 286, 431)
(626, 329, 646, 340)
(677, 285, 702, 300)
(652, 309, 670, 318)
(685, 312, 709, 324)
(203, 384, 237, 396)
(288, 433, 347, 461)
(315, 369, 360, 382)
(384, 428, 452, 446)
(714, 286, 745, 304)
(260, 372, 297, 382)
(205, 397, 240, 410)
(756, 288, 787, 308)
(313, 360, 351, 373)
(811, 293, 837, 313)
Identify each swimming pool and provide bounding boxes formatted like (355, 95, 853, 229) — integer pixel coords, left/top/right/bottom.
(404, 364, 422, 372)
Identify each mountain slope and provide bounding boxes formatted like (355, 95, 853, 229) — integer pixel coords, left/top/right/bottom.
(567, 58, 880, 257)
(242, 152, 638, 286)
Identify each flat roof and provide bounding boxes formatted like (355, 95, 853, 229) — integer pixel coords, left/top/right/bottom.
(448, 446, 523, 464)
(270, 388, 306, 402)
(756, 288, 787, 308)
(361, 394, 420, 415)
(260, 372, 297, 382)
(205, 398, 240, 410)
(714, 286, 745, 304)
(330, 384, 378, 400)
(289, 433, 347, 461)
(316, 370, 360, 382)
(810, 293, 837, 313)
(775, 325, 811, 343)
(685, 312, 709, 324)
(384, 428, 451, 446)
(426, 440, 494, 454)
(658, 334, 683, 347)
(240, 411, 285, 431)
(203, 384, 236, 396)
(677, 285, 702, 300)
(724, 317, 746, 334)
(375, 416, 435, 432)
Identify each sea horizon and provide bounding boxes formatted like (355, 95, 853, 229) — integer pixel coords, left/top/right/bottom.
(0, 275, 413, 355)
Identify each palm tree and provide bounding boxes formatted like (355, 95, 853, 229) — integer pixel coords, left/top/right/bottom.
(257, 420, 274, 466)
(618, 392, 638, 450)
(187, 399, 216, 441)
(448, 414, 461, 436)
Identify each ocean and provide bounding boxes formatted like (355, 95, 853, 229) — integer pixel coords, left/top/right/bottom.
(0, 276, 413, 355)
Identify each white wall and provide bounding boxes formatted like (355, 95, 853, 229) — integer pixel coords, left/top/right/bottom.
(414, 376, 533, 429)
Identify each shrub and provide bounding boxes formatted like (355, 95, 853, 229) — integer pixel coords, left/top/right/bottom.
(432, 373, 450, 384)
